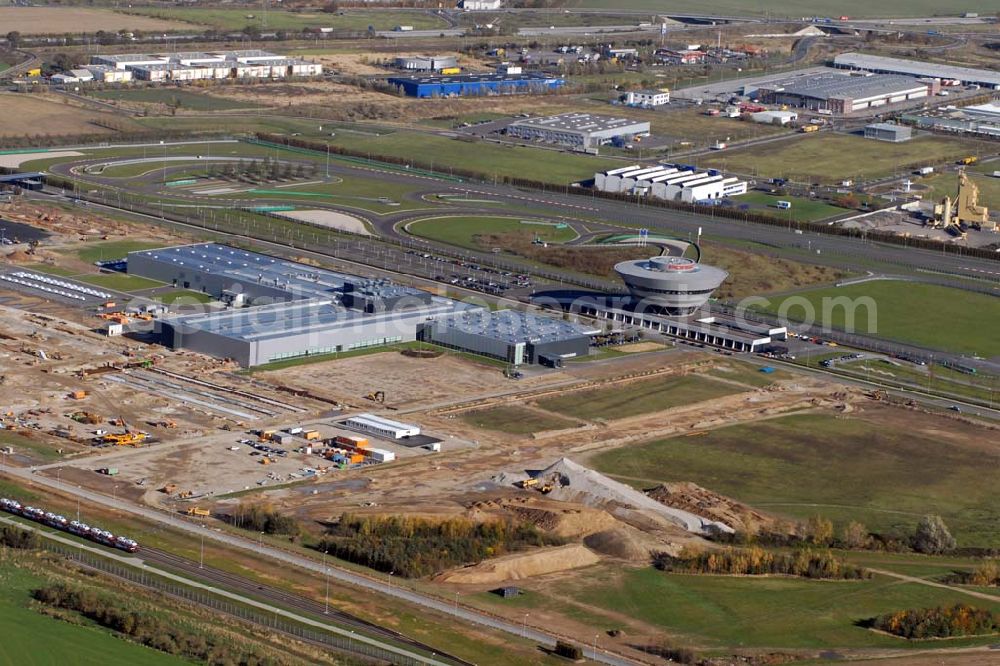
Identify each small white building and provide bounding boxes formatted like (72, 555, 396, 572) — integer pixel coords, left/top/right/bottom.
(461, 0, 503, 9)
(497, 62, 522, 75)
(750, 110, 799, 125)
(344, 413, 420, 439)
(624, 89, 670, 107)
(85, 65, 132, 83)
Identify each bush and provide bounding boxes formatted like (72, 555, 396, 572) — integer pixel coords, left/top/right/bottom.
(871, 604, 1000, 639)
(315, 514, 562, 578)
(226, 500, 301, 536)
(912, 515, 956, 554)
(1, 525, 39, 549)
(653, 546, 871, 580)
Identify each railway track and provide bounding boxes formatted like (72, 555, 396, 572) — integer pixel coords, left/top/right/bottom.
(141, 547, 473, 666)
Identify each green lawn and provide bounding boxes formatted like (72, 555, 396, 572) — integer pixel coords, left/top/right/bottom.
(537, 374, 748, 421)
(155, 289, 214, 305)
(0, 566, 187, 666)
(318, 130, 620, 185)
(89, 88, 260, 111)
(699, 133, 991, 183)
(759, 281, 1000, 357)
(98, 160, 218, 180)
(22, 263, 79, 277)
(76, 273, 165, 292)
(915, 169, 1000, 210)
(119, 7, 448, 31)
(567, 566, 1000, 650)
(407, 216, 578, 251)
(574, 0, 990, 19)
(461, 405, 581, 435)
(735, 191, 849, 222)
(74, 241, 167, 264)
(590, 412, 1000, 547)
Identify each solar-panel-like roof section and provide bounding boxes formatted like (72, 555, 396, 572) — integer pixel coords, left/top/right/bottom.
(436, 309, 600, 344)
(130, 243, 426, 301)
(766, 74, 925, 100)
(834, 52, 1000, 87)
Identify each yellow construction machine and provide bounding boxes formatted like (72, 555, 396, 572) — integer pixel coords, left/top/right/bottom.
(101, 415, 147, 447)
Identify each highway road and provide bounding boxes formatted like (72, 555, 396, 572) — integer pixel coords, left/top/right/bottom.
(3, 467, 643, 666)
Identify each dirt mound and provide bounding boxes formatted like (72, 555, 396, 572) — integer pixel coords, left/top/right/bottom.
(584, 527, 661, 561)
(400, 349, 443, 359)
(465, 496, 617, 539)
(535, 458, 734, 536)
(645, 482, 777, 534)
(3, 250, 33, 263)
(436, 544, 600, 584)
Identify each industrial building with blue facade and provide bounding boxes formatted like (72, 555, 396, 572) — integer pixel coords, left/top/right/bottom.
(387, 72, 565, 98)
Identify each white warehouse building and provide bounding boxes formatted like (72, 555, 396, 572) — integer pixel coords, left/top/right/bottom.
(594, 164, 747, 203)
(623, 89, 670, 107)
(344, 413, 421, 439)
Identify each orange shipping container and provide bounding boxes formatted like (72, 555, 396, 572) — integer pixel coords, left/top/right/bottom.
(350, 453, 366, 464)
(336, 435, 368, 449)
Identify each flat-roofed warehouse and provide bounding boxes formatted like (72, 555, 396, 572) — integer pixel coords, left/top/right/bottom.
(127, 244, 474, 367)
(506, 112, 650, 150)
(388, 72, 564, 98)
(344, 413, 420, 439)
(421, 309, 600, 366)
(755, 74, 928, 113)
(834, 52, 1000, 89)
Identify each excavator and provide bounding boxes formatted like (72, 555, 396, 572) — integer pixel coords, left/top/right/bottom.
(101, 415, 147, 447)
(364, 390, 386, 404)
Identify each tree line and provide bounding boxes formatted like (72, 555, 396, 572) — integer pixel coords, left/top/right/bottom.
(226, 501, 301, 537)
(654, 545, 871, 580)
(871, 604, 1000, 639)
(315, 513, 562, 578)
(32, 582, 290, 665)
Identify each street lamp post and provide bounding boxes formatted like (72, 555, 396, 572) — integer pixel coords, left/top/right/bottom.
(522, 613, 529, 638)
(323, 550, 330, 615)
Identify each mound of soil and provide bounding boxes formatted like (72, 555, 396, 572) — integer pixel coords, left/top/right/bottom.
(4, 250, 32, 263)
(436, 544, 600, 584)
(584, 527, 659, 561)
(400, 349, 443, 359)
(645, 482, 778, 534)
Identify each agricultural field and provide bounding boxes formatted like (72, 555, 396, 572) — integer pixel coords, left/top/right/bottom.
(118, 7, 448, 31)
(758, 281, 1000, 356)
(699, 133, 991, 183)
(537, 374, 749, 421)
(0, 95, 138, 138)
(0, 7, 188, 34)
(460, 405, 581, 435)
(406, 216, 578, 251)
(589, 410, 1000, 547)
(572, 0, 989, 19)
(88, 88, 263, 112)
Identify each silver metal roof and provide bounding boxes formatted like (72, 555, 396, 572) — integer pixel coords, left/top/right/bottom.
(762, 73, 925, 100)
(435, 309, 599, 344)
(834, 52, 1000, 87)
(510, 112, 649, 134)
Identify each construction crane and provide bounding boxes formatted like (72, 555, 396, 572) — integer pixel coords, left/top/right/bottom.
(101, 414, 147, 447)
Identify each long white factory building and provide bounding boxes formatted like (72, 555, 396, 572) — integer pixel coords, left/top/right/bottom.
(82, 50, 322, 83)
(595, 164, 748, 203)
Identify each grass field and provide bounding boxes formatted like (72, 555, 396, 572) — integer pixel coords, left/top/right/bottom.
(74, 241, 167, 264)
(537, 374, 747, 421)
(699, 133, 991, 183)
(572, 0, 989, 19)
(461, 405, 581, 435)
(155, 289, 214, 305)
(0, 565, 187, 666)
(736, 191, 849, 222)
(89, 88, 262, 112)
(76, 273, 164, 292)
(317, 129, 620, 185)
(590, 411, 1000, 547)
(758, 281, 1000, 357)
(916, 169, 1000, 210)
(0, 94, 137, 138)
(120, 7, 448, 31)
(407, 216, 578, 251)
(567, 565, 1000, 650)
(0, 7, 189, 34)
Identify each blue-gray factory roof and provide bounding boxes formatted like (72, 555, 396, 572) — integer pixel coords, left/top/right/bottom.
(387, 72, 563, 85)
(435, 309, 601, 345)
(129, 243, 425, 302)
